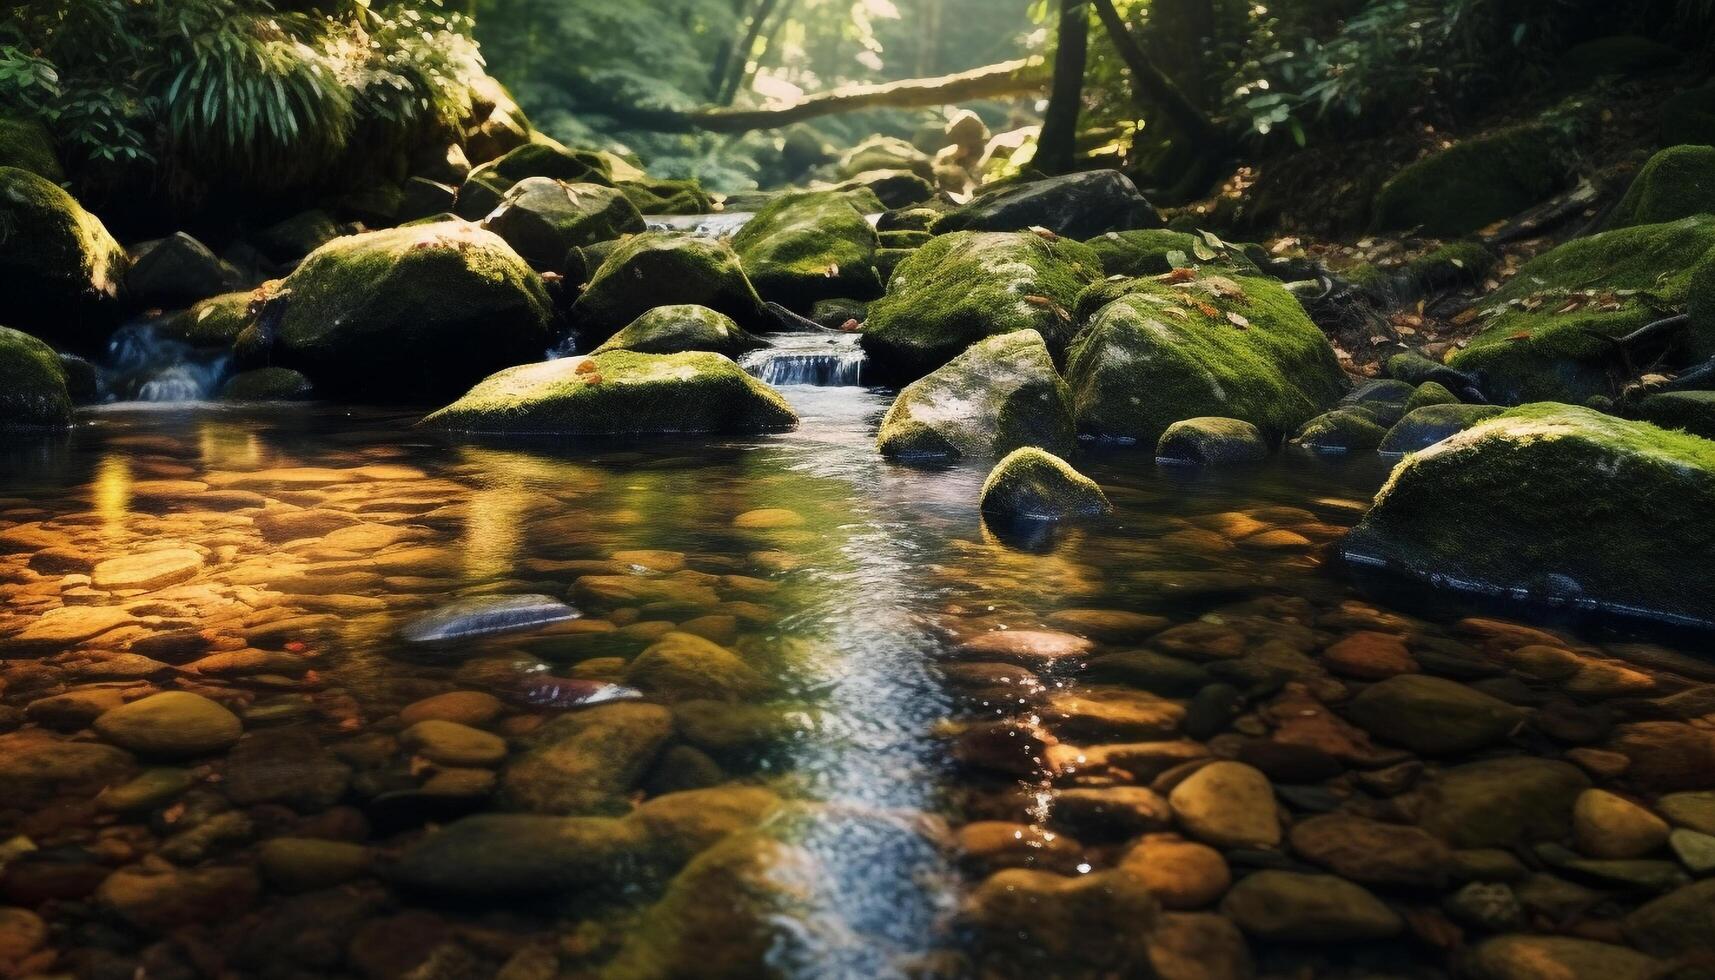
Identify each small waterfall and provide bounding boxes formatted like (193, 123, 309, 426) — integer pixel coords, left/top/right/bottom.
(645, 213, 755, 238)
(101, 322, 229, 403)
(740, 333, 867, 387)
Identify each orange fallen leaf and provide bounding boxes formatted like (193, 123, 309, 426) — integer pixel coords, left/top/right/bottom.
(574, 359, 598, 375)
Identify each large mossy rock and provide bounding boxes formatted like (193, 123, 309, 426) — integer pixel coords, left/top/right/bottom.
(980, 447, 1111, 521)
(0, 326, 74, 430)
(0, 116, 63, 181)
(860, 231, 1102, 382)
(421, 350, 797, 436)
(1450, 216, 1715, 404)
(1634, 390, 1715, 439)
(1084, 229, 1259, 278)
(269, 223, 552, 402)
(1606, 145, 1715, 230)
(571, 233, 768, 342)
(1065, 273, 1346, 445)
(479, 178, 645, 270)
(1373, 126, 1570, 236)
(934, 170, 1162, 239)
(592, 305, 765, 358)
(877, 329, 1074, 461)
(161, 291, 259, 349)
(620, 178, 713, 216)
(1343, 404, 1715, 626)
(730, 191, 882, 309)
(466, 138, 614, 191)
(0, 167, 127, 349)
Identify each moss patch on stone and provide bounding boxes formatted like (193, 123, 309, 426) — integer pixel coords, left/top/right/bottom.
(1606, 145, 1715, 230)
(1084, 229, 1259, 279)
(1378, 403, 1506, 454)
(220, 367, 313, 402)
(861, 231, 1102, 382)
(1634, 390, 1715, 439)
(0, 167, 127, 349)
(421, 350, 797, 436)
(877, 329, 1074, 462)
(0, 325, 73, 429)
(162, 291, 259, 349)
(1065, 272, 1346, 445)
(1157, 416, 1269, 465)
(1451, 216, 1715, 403)
(1291, 408, 1390, 454)
(592, 304, 766, 358)
(468, 138, 615, 190)
(980, 447, 1111, 521)
(272, 222, 553, 402)
(620, 178, 713, 215)
(572, 232, 768, 342)
(1344, 404, 1715, 626)
(0, 116, 63, 181)
(1373, 126, 1571, 236)
(730, 191, 882, 310)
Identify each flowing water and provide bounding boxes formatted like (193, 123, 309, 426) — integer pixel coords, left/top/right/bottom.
(740, 333, 868, 387)
(0, 384, 1710, 978)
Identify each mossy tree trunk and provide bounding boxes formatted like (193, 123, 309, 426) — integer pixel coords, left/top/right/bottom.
(1037, 0, 1091, 175)
(1089, 0, 1224, 150)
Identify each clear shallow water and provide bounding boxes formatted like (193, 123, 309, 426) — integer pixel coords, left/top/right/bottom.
(0, 386, 1708, 978)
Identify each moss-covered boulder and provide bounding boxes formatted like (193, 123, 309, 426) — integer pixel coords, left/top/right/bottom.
(1373, 126, 1570, 236)
(827, 169, 937, 209)
(1606, 145, 1715, 231)
(125, 233, 241, 309)
(571, 233, 768, 342)
(1156, 417, 1269, 465)
(861, 231, 1102, 382)
(466, 138, 614, 191)
(877, 329, 1073, 461)
(479, 178, 645, 271)
(1634, 390, 1715, 439)
(934, 170, 1163, 239)
(730, 191, 882, 309)
(1557, 35, 1685, 89)
(421, 350, 796, 436)
(980, 448, 1111, 521)
(1084, 229, 1259, 278)
(1378, 403, 1506, 454)
(220, 367, 313, 402)
(0, 167, 127, 348)
(161, 290, 261, 350)
(270, 222, 554, 402)
(592, 305, 765, 358)
(0, 116, 63, 181)
(1663, 86, 1715, 149)
(1344, 404, 1715, 625)
(0, 326, 73, 430)
(1450, 216, 1715, 403)
(1291, 408, 1390, 454)
(620, 178, 713, 216)
(1065, 273, 1346, 445)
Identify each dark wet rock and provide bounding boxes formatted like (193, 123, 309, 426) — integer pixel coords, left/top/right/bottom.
(877, 329, 1074, 461)
(934, 170, 1162, 239)
(672, 700, 816, 763)
(1067, 274, 1346, 445)
(1086, 650, 1213, 697)
(1344, 405, 1715, 626)
(270, 222, 554, 402)
(1659, 791, 1715, 835)
(1288, 813, 1451, 887)
(1670, 828, 1715, 874)
(731, 190, 882, 308)
(389, 813, 642, 897)
(401, 594, 580, 643)
(1445, 881, 1523, 930)
(0, 733, 133, 806)
(963, 867, 1161, 974)
(422, 351, 797, 436)
(398, 176, 458, 223)
(1157, 417, 1269, 465)
(503, 701, 672, 814)
(980, 448, 1111, 522)
(96, 767, 195, 813)
(252, 209, 342, 264)
(479, 177, 644, 271)
(1169, 761, 1281, 849)
(1220, 870, 1401, 941)
(1146, 911, 1253, 980)
(570, 232, 768, 340)
(1344, 675, 1528, 755)
(1050, 786, 1172, 840)
(1608, 721, 1715, 792)
(1372, 124, 1571, 237)
(25, 688, 128, 731)
(1416, 757, 1589, 848)
(592, 304, 766, 358)
(1234, 739, 1342, 783)
(257, 838, 372, 892)
(220, 367, 313, 401)
(401, 719, 508, 768)
(1623, 878, 1715, 958)
(93, 692, 241, 759)
(0, 326, 73, 430)
(1533, 841, 1686, 892)
(1464, 935, 1665, 980)
(860, 231, 1102, 383)
(223, 727, 350, 810)
(1378, 403, 1506, 454)
(125, 232, 239, 308)
(829, 169, 937, 209)
(97, 864, 259, 934)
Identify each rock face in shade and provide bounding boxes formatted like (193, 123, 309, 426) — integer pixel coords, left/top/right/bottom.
(1343, 405, 1715, 626)
(0, 166, 127, 349)
(479, 177, 644, 270)
(934, 170, 1163, 239)
(1220, 870, 1402, 941)
(730, 190, 883, 309)
(979, 448, 1111, 522)
(269, 222, 554, 402)
(0, 326, 74, 429)
(422, 351, 797, 436)
(877, 329, 1074, 461)
(570, 232, 769, 342)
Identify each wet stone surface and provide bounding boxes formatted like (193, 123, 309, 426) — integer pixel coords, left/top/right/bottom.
(0, 396, 1711, 978)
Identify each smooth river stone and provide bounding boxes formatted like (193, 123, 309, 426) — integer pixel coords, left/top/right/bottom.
(1219, 870, 1402, 942)
(955, 629, 1096, 666)
(401, 720, 508, 767)
(90, 549, 205, 591)
(1168, 761, 1281, 849)
(93, 691, 242, 759)
(400, 594, 580, 643)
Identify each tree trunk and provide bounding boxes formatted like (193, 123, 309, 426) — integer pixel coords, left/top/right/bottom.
(1089, 0, 1223, 148)
(728, 0, 798, 102)
(583, 58, 1049, 134)
(1036, 0, 1090, 175)
(716, 0, 783, 106)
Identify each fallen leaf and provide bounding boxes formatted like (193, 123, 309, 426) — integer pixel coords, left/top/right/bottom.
(574, 359, 598, 375)
(1226, 311, 1250, 328)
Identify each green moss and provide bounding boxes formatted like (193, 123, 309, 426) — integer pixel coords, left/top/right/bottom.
(0, 116, 63, 181)
(1557, 35, 1684, 89)
(572, 232, 768, 341)
(1662, 86, 1715, 149)
(0, 167, 126, 349)
(0, 325, 73, 429)
(1607, 146, 1715, 230)
(877, 329, 1073, 462)
(1377, 403, 1508, 454)
(1083, 229, 1259, 278)
(468, 138, 615, 190)
(877, 230, 932, 249)
(220, 367, 313, 401)
(1373, 126, 1571, 236)
(1291, 408, 1389, 454)
(875, 207, 942, 233)
(1634, 390, 1715, 439)
(620, 178, 713, 216)
(1451, 215, 1715, 403)
(980, 447, 1111, 521)
(730, 191, 882, 309)
(861, 231, 1103, 382)
(827, 170, 936, 209)
(162, 291, 258, 348)
(592, 304, 765, 358)
(1065, 272, 1346, 444)
(253, 209, 342, 263)
(874, 247, 913, 285)
(1405, 381, 1460, 411)
(1344, 403, 1715, 626)
(480, 178, 645, 271)
(421, 349, 797, 436)
(273, 222, 554, 402)
(1155, 416, 1269, 465)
